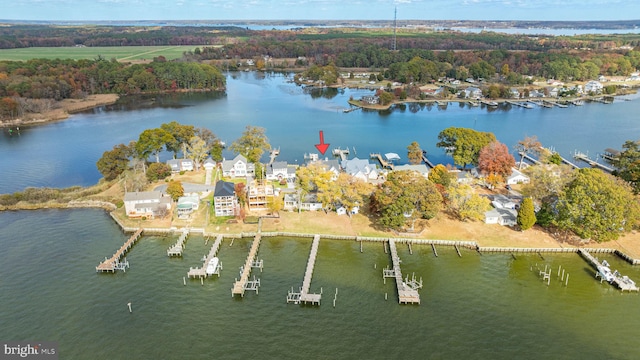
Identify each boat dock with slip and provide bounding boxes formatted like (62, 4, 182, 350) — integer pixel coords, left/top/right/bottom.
(287, 234, 323, 305)
(578, 249, 639, 292)
(188, 234, 224, 278)
(96, 229, 143, 272)
(506, 100, 533, 109)
(573, 151, 614, 173)
(167, 229, 189, 256)
(370, 153, 394, 169)
(231, 234, 263, 297)
(383, 239, 422, 304)
(332, 147, 350, 161)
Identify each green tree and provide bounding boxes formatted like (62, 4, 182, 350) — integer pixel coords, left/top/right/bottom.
(146, 162, 171, 182)
(230, 125, 270, 164)
(161, 121, 195, 158)
(186, 136, 208, 170)
(370, 171, 443, 230)
(436, 127, 496, 168)
(379, 91, 394, 105)
(546, 152, 562, 165)
(136, 128, 175, 163)
(556, 168, 640, 242)
(521, 164, 573, 204)
(166, 180, 184, 201)
(612, 140, 640, 194)
(96, 142, 133, 181)
(407, 141, 423, 165)
(517, 197, 536, 230)
(335, 173, 373, 213)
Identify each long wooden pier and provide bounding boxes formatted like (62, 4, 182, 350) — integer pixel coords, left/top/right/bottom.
(231, 234, 263, 297)
(332, 147, 350, 161)
(188, 235, 224, 279)
(578, 249, 639, 292)
(287, 235, 322, 305)
(167, 229, 189, 256)
(573, 151, 614, 173)
(385, 240, 421, 304)
(96, 229, 143, 272)
(421, 151, 435, 168)
(370, 153, 394, 169)
(506, 100, 533, 109)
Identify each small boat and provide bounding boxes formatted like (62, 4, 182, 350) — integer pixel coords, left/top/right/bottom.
(597, 261, 614, 282)
(572, 100, 584, 106)
(206, 257, 219, 275)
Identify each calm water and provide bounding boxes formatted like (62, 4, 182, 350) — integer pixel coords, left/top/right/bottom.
(1, 71, 640, 193)
(2, 72, 640, 359)
(1, 209, 639, 359)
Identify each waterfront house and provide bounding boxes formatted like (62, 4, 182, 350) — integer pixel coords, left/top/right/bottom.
(361, 95, 379, 105)
(247, 180, 274, 211)
(167, 158, 195, 172)
(393, 164, 430, 178)
(283, 193, 298, 211)
(300, 193, 324, 211)
(213, 180, 238, 217)
(176, 195, 199, 219)
(506, 168, 530, 185)
(485, 194, 519, 226)
(203, 158, 216, 171)
(266, 161, 294, 181)
(341, 157, 378, 182)
(124, 191, 172, 219)
(585, 80, 604, 94)
(308, 159, 340, 181)
(545, 87, 559, 98)
(463, 86, 482, 99)
(528, 90, 545, 98)
(509, 88, 521, 98)
(222, 154, 254, 179)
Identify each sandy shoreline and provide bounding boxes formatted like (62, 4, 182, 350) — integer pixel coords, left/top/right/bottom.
(0, 94, 119, 128)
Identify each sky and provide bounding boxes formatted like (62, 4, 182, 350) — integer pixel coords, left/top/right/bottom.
(3, 0, 640, 22)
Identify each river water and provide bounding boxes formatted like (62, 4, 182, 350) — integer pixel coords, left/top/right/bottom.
(1, 72, 640, 359)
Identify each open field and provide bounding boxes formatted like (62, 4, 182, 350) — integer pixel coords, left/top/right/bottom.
(0, 45, 212, 61)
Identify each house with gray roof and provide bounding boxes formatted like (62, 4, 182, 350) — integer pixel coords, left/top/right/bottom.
(124, 191, 171, 219)
(221, 154, 254, 179)
(213, 181, 238, 217)
(309, 159, 340, 180)
(393, 164, 430, 178)
(341, 157, 378, 182)
(166, 158, 195, 172)
(266, 161, 294, 181)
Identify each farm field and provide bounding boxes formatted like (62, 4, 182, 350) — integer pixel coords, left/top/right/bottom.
(0, 45, 213, 61)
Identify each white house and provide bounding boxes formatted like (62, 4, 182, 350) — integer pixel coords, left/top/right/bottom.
(124, 191, 172, 219)
(507, 168, 530, 185)
(266, 161, 294, 181)
(222, 154, 254, 178)
(341, 157, 378, 182)
(166, 159, 195, 172)
(393, 164, 430, 178)
(309, 159, 341, 180)
(203, 158, 216, 171)
(585, 80, 604, 94)
(485, 194, 519, 226)
(463, 86, 482, 99)
(300, 193, 324, 211)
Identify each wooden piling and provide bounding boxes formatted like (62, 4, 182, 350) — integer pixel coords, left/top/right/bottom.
(454, 245, 462, 257)
(431, 244, 438, 257)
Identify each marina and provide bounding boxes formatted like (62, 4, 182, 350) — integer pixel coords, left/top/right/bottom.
(95, 228, 143, 272)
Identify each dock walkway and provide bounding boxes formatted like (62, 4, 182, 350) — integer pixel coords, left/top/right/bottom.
(421, 151, 435, 168)
(287, 235, 322, 305)
(578, 249, 639, 292)
(386, 240, 421, 304)
(188, 235, 224, 278)
(167, 229, 190, 256)
(370, 153, 394, 170)
(96, 229, 143, 272)
(231, 234, 263, 297)
(573, 151, 614, 173)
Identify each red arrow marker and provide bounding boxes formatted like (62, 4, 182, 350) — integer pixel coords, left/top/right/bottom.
(315, 130, 330, 155)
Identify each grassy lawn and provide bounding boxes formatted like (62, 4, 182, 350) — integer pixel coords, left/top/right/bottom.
(0, 45, 212, 61)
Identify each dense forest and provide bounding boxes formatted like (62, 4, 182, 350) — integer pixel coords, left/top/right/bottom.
(0, 58, 225, 120)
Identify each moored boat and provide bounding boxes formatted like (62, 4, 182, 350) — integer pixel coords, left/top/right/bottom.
(206, 257, 219, 275)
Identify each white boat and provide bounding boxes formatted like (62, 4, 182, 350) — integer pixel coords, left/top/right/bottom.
(206, 257, 219, 275)
(597, 262, 614, 283)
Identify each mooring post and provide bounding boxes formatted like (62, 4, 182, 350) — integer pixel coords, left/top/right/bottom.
(127, 302, 132, 313)
(183, 277, 186, 286)
(565, 273, 569, 286)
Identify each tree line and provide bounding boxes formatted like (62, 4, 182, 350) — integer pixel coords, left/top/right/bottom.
(0, 58, 225, 120)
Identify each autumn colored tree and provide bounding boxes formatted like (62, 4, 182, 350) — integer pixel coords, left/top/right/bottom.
(135, 128, 175, 163)
(96, 142, 134, 181)
(146, 162, 171, 182)
(161, 121, 195, 158)
(407, 141, 423, 165)
(478, 141, 515, 179)
(517, 197, 536, 230)
(446, 182, 491, 221)
(234, 183, 247, 207)
(428, 164, 455, 188)
(437, 127, 496, 168)
(230, 125, 270, 164)
(166, 180, 184, 201)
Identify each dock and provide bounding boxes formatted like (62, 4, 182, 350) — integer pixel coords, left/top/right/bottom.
(541, 147, 579, 169)
(188, 235, 224, 279)
(421, 150, 435, 168)
(287, 234, 322, 305)
(268, 147, 280, 165)
(231, 234, 263, 297)
(578, 249, 639, 292)
(370, 153, 394, 169)
(332, 147, 350, 162)
(383, 239, 421, 304)
(573, 151, 614, 173)
(529, 100, 553, 108)
(96, 229, 143, 272)
(591, 97, 613, 104)
(506, 100, 533, 109)
(167, 229, 189, 256)
(480, 100, 498, 107)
